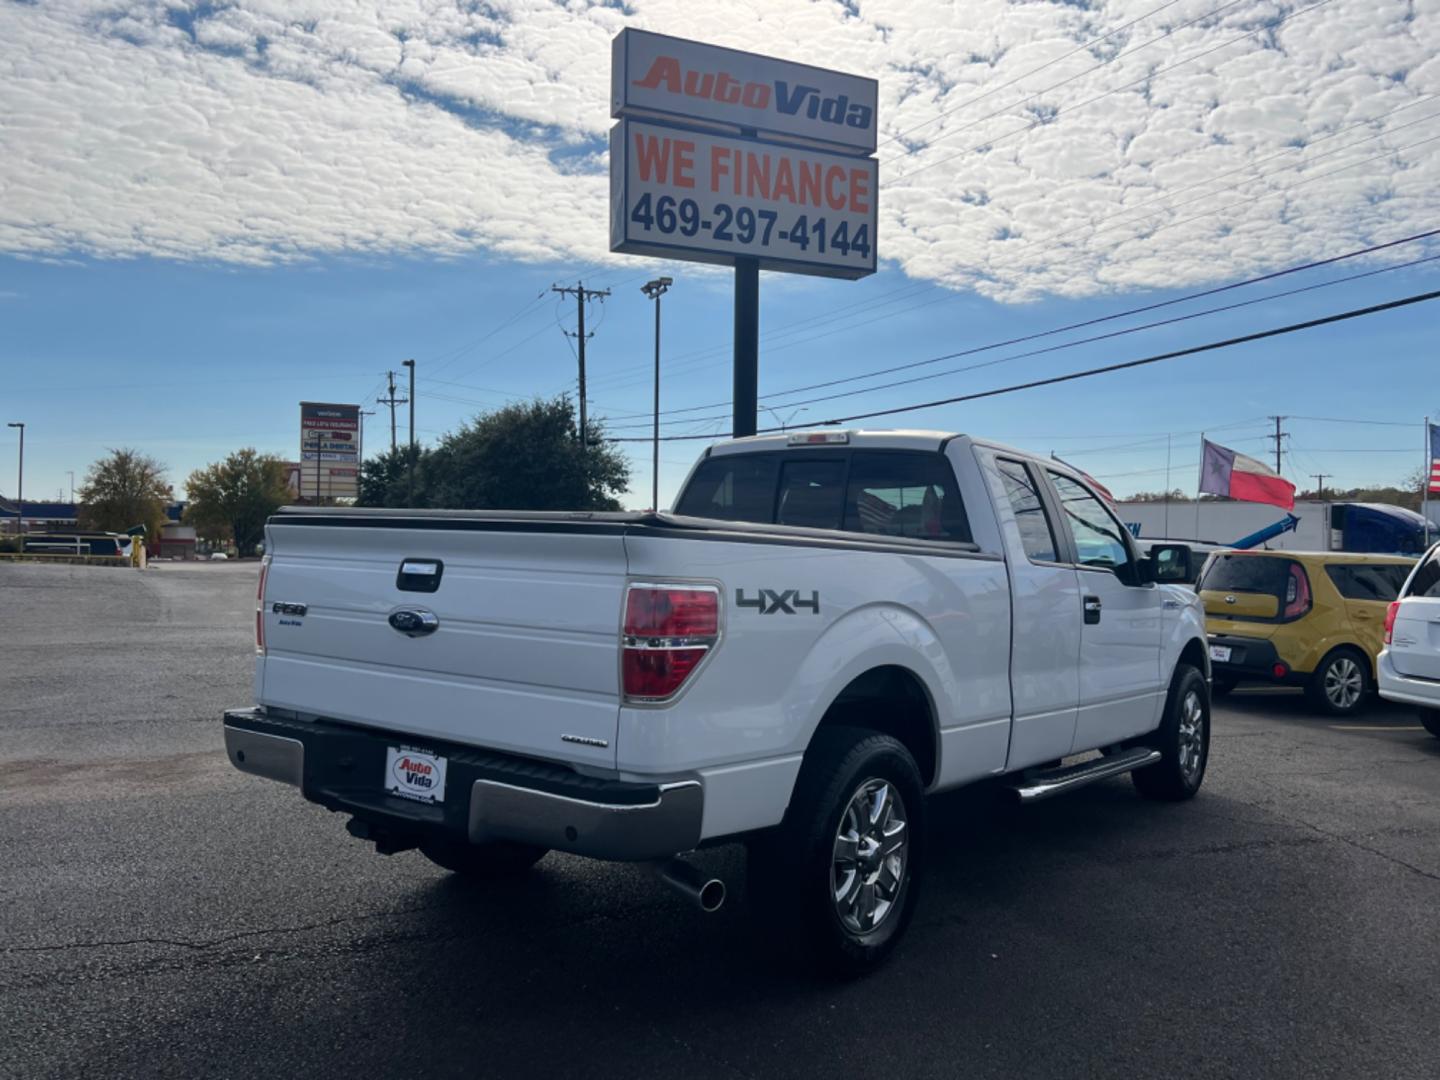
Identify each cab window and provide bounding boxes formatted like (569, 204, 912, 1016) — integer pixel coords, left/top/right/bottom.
(673, 454, 778, 523)
(843, 452, 971, 543)
(996, 459, 1059, 562)
(1049, 473, 1133, 575)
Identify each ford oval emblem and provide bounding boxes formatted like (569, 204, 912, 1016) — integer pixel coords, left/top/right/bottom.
(389, 609, 439, 637)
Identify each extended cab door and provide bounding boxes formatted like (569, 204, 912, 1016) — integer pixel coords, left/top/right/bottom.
(988, 456, 1081, 769)
(1043, 470, 1166, 751)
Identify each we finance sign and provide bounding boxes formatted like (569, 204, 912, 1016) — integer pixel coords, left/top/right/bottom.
(610, 121, 876, 278)
(612, 29, 877, 155)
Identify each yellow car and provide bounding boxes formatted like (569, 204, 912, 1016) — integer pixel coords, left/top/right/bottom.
(1197, 550, 1414, 716)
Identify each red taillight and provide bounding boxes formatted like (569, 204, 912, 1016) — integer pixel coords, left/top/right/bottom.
(1282, 563, 1311, 620)
(622, 585, 720, 702)
(1384, 600, 1401, 645)
(255, 556, 270, 655)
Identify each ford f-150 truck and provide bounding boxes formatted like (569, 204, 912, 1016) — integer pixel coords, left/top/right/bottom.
(224, 430, 1210, 973)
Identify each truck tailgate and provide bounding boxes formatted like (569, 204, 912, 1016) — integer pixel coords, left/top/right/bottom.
(258, 514, 629, 767)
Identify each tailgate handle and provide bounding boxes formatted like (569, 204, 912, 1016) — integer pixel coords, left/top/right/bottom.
(397, 559, 444, 593)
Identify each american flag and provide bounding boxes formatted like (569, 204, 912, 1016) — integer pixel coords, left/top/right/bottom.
(1429, 423, 1440, 495)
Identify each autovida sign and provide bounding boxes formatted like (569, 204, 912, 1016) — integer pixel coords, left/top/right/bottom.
(610, 28, 877, 280)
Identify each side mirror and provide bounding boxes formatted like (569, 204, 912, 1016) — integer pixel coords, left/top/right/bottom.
(1149, 543, 1194, 584)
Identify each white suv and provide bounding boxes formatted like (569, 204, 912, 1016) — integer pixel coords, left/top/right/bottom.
(1378, 541, 1440, 738)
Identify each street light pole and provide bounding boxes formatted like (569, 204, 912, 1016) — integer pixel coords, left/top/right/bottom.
(402, 359, 416, 506)
(641, 277, 673, 512)
(67, 470, 75, 506)
(6, 422, 23, 538)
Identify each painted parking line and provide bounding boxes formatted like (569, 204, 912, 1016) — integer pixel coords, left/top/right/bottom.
(1328, 724, 1424, 732)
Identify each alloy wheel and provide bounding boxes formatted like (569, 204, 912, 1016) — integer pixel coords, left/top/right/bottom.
(832, 777, 908, 935)
(1177, 688, 1206, 782)
(1324, 657, 1363, 710)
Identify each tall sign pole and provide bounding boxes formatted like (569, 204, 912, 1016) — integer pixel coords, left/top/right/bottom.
(610, 30, 878, 440)
(733, 258, 759, 437)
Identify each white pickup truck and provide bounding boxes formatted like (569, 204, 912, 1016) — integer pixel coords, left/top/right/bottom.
(225, 429, 1210, 972)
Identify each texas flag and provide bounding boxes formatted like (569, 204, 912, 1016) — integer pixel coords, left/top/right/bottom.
(1199, 439, 1295, 511)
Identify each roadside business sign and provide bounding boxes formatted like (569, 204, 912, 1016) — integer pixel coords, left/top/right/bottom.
(608, 28, 878, 433)
(612, 29, 878, 155)
(299, 402, 360, 501)
(610, 119, 876, 279)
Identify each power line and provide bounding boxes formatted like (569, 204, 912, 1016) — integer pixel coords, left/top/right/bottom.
(607, 288, 1440, 443)
(602, 232, 1440, 428)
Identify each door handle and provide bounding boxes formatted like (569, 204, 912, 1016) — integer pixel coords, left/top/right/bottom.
(1083, 596, 1102, 625)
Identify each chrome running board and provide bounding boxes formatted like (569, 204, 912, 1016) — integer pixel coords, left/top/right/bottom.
(1011, 748, 1162, 803)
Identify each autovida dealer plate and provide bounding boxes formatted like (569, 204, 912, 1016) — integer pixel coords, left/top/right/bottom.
(385, 746, 448, 804)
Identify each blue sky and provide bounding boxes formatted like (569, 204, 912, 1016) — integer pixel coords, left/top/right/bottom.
(3, 0, 1438, 508)
(4, 247, 1436, 507)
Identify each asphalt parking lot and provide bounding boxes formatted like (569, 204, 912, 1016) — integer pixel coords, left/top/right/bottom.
(2, 562, 1438, 1080)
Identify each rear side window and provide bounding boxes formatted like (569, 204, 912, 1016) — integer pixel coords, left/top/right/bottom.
(1324, 564, 1410, 602)
(1404, 551, 1440, 598)
(776, 460, 846, 529)
(996, 459, 1059, 562)
(1198, 554, 1291, 596)
(673, 454, 779, 523)
(844, 452, 971, 543)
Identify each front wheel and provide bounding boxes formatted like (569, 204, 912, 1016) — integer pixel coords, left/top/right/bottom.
(420, 838, 548, 878)
(1133, 663, 1210, 802)
(1306, 648, 1369, 716)
(1419, 709, 1440, 740)
(748, 727, 925, 976)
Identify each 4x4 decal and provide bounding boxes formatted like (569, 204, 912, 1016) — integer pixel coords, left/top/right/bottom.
(736, 588, 820, 615)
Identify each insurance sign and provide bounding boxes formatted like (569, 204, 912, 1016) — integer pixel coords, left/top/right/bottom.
(613, 29, 877, 155)
(610, 119, 876, 279)
(299, 402, 360, 501)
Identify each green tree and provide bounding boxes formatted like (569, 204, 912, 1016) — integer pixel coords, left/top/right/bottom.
(77, 448, 170, 540)
(358, 446, 423, 508)
(184, 449, 292, 556)
(358, 397, 630, 511)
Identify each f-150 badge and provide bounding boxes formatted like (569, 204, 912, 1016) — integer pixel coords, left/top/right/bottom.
(737, 588, 820, 615)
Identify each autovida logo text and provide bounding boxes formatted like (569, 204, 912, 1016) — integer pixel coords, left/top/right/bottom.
(633, 56, 873, 132)
(394, 756, 435, 791)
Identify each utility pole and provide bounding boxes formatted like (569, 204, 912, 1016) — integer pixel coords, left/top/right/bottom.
(378, 370, 408, 455)
(1312, 473, 1329, 501)
(402, 359, 416, 505)
(67, 470, 74, 506)
(552, 282, 610, 448)
(1267, 415, 1288, 475)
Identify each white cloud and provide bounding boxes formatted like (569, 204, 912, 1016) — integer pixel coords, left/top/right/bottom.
(0, 0, 1436, 300)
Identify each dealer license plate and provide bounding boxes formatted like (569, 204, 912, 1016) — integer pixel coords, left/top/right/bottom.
(1208, 645, 1232, 664)
(384, 745, 447, 804)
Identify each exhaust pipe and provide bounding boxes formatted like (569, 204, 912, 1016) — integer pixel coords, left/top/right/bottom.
(652, 857, 726, 913)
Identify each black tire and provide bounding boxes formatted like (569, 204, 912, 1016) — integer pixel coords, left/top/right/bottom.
(1305, 647, 1370, 717)
(1133, 663, 1210, 802)
(420, 838, 548, 878)
(748, 726, 925, 977)
(1211, 677, 1238, 697)
(1419, 709, 1440, 740)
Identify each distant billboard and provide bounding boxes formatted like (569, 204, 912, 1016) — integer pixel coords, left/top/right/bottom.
(299, 402, 360, 501)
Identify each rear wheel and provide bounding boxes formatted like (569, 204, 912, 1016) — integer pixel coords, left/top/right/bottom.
(1133, 663, 1209, 802)
(1306, 648, 1369, 716)
(748, 726, 925, 976)
(420, 838, 548, 878)
(1419, 709, 1440, 740)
